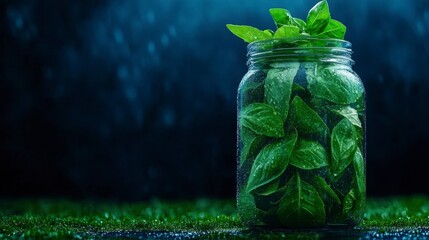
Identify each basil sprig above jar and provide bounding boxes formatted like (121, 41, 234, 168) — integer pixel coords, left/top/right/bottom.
(229, 0, 366, 228)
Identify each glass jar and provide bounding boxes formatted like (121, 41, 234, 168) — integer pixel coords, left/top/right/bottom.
(237, 38, 366, 228)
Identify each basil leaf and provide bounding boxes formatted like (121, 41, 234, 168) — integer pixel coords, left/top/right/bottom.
(241, 103, 285, 137)
(353, 190, 366, 220)
(269, 8, 292, 28)
(269, 62, 300, 70)
(240, 78, 264, 106)
(342, 189, 356, 215)
(290, 140, 328, 170)
(264, 66, 299, 120)
(316, 19, 346, 39)
(355, 126, 364, 144)
(306, 0, 331, 34)
(290, 96, 328, 134)
(292, 18, 307, 32)
(273, 25, 301, 39)
(330, 106, 362, 128)
(228, 1, 347, 43)
(226, 24, 272, 43)
(246, 131, 298, 193)
(267, 184, 288, 205)
(313, 176, 341, 204)
(241, 80, 263, 94)
(307, 66, 364, 105)
(277, 172, 325, 227)
(240, 128, 265, 167)
(253, 178, 280, 196)
(292, 83, 306, 92)
(263, 29, 275, 37)
(238, 189, 266, 225)
(353, 148, 366, 195)
(253, 183, 288, 215)
(331, 118, 357, 176)
(355, 95, 365, 115)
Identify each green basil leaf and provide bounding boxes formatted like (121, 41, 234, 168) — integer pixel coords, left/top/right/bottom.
(282, 38, 312, 48)
(253, 183, 288, 215)
(355, 95, 365, 115)
(353, 148, 366, 195)
(355, 126, 364, 144)
(307, 66, 364, 105)
(331, 118, 357, 176)
(292, 83, 306, 92)
(330, 106, 362, 128)
(308, 97, 330, 111)
(263, 29, 275, 37)
(241, 80, 263, 94)
(277, 172, 325, 227)
(241, 103, 285, 137)
(246, 131, 298, 193)
(292, 18, 307, 32)
(253, 178, 280, 196)
(264, 66, 299, 120)
(238, 189, 266, 225)
(267, 184, 288, 205)
(313, 176, 341, 204)
(269, 8, 292, 28)
(353, 191, 366, 220)
(290, 96, 328, 134)
(240, 78, 265, 106)
(240, 128, 265, 167)
(226, 24, 272, 43)
(316, 19, 346, 39)
(306, 0, 331, 34)
(290, 140, 329, 170)
(274, 25, 301, 39)
(342, 189, 356, 215)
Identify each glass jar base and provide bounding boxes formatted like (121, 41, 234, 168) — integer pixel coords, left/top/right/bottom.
(240, 225, 364, 239)
(248, 224, 356, 231)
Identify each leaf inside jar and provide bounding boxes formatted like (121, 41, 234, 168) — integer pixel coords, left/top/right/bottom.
(290, 139, 329, 170)
(277, 172, 325, 227)
(264, 66, 299, 121)
(246, 130, 297, 193)
(241, 103, 285, 138)
(307, 66, 364, 105)
(289, 96, 329, 135)
(331, 118, 358, 177)
(240, 127, 266, 167)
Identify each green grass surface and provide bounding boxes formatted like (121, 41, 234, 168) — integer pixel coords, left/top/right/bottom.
(0, 196, 428, 239)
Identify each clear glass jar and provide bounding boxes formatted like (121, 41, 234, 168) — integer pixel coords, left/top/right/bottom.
(237, 38, 366, 228)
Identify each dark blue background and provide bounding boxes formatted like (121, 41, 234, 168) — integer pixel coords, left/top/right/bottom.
(1, 0, 429, 199)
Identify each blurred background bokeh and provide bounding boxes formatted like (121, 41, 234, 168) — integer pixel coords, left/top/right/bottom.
(1, 0, 428, 200)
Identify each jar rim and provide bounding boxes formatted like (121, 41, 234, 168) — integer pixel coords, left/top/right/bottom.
(247, 37, 352, 50)
(247, 37, 354, 67)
